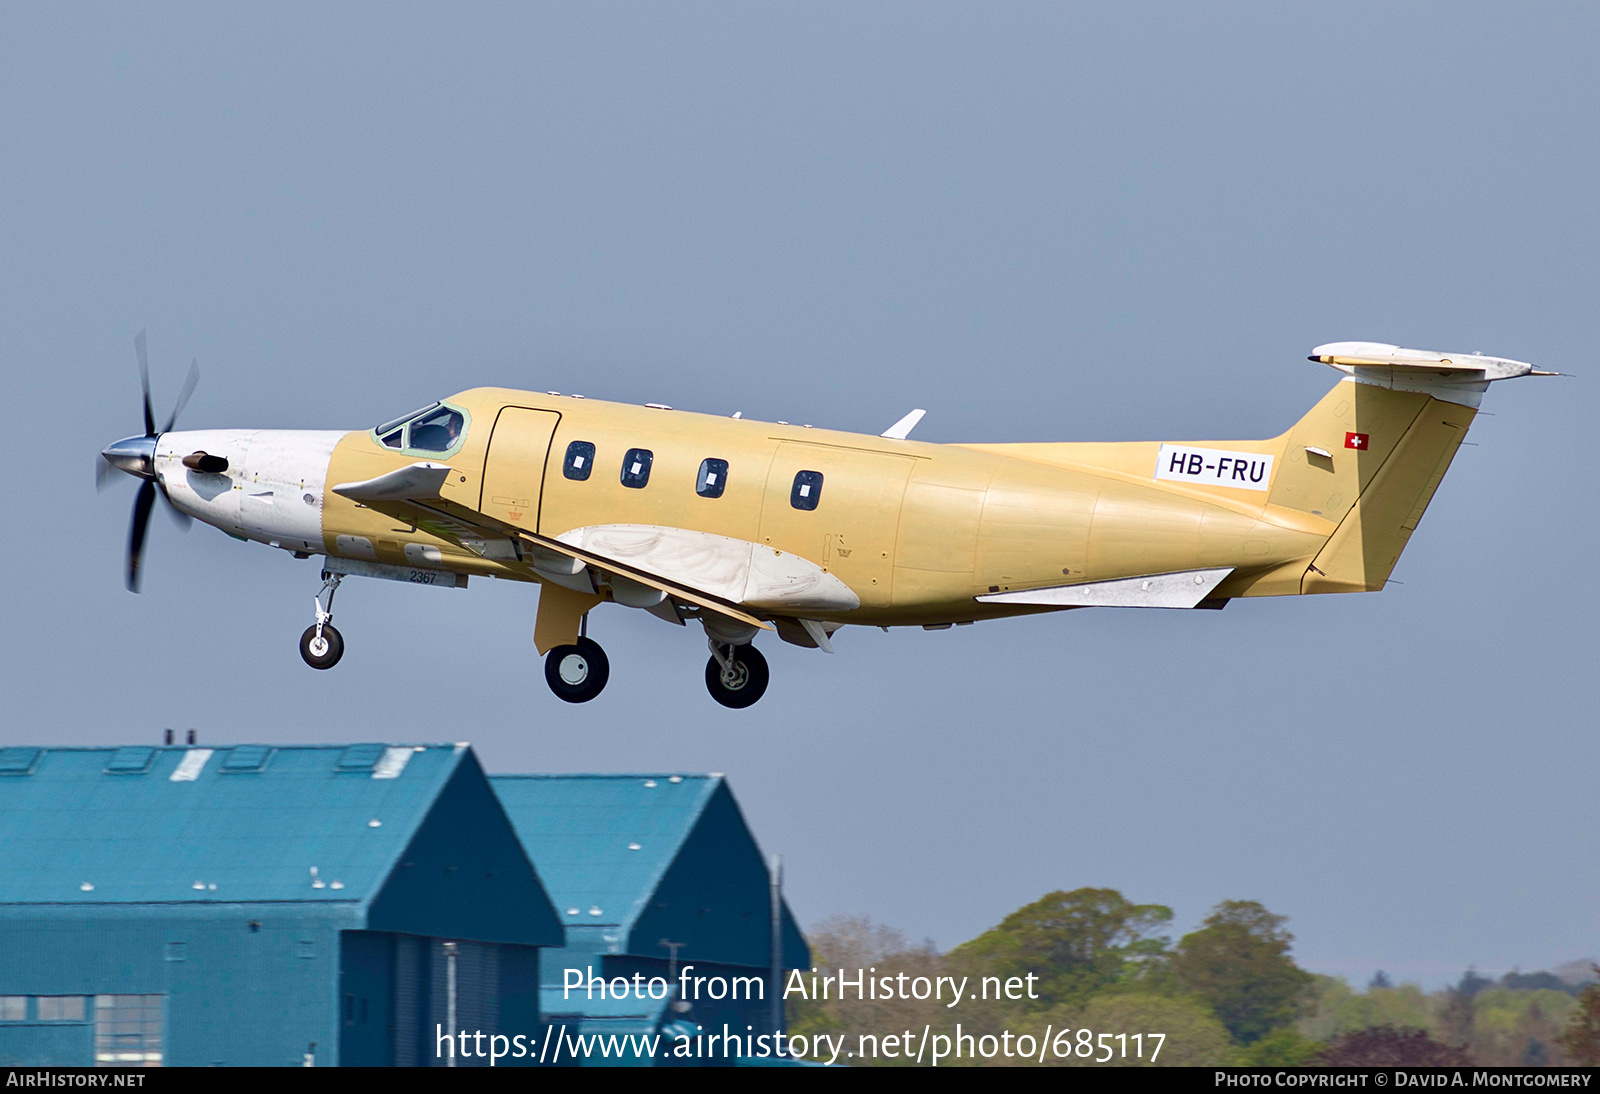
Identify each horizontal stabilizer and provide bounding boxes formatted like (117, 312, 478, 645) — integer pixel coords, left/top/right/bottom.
(1309, 342, 1552, 381)
(976, 567, 1234, 609)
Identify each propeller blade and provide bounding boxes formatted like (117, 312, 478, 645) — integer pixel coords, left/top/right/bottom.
(159, 484, 192, 530)
(95, 453, 120, 492)
(127, 479, 156, 593)
(161, 357, 199, 433)
(135, 329, 155, 437)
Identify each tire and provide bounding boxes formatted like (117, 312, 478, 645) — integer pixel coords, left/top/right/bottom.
(544, 637, 610, 703)
(299, 624, 344, 670)
(705, 644, 769, 709)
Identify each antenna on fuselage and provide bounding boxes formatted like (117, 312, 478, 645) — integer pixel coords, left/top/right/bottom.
(880, 408, 926, 440)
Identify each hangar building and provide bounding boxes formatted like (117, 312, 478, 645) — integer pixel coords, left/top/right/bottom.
(491, 773, 809, 1063)
(0, 743, 563, 1067)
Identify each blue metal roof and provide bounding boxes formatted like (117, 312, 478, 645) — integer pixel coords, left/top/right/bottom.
(491, 774, 717, 930)
(0, 744, 470, 906)
(491, 774, 808, 972)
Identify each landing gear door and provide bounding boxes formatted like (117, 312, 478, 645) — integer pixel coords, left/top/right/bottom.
(480, 407, 561, 532)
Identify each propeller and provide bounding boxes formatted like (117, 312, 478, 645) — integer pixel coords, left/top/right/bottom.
(98, 330, 200, 592)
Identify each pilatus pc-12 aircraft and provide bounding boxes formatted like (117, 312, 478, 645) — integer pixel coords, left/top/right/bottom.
(98, 334, 1550, 708)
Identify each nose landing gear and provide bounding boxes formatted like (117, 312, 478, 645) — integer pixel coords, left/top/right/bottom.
(705, 641, 769, 708)
(299, 573, 345, 670)
(544, 637, 610, 703)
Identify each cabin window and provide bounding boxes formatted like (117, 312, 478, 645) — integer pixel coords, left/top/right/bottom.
(621, 448, 654, 489)
(406, 406, 465, 452)
(696, 458, 729, 498)
(790, 470, 823, 510)
(0, 997, 23, 1021)
(564, 441, 595, 481)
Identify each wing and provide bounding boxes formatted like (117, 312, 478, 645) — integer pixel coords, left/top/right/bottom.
(332, 462, 783, 632)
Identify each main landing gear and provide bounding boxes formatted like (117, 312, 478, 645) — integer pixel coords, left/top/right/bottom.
(544, 636, 611, 703)
(705, 642, 769, 709)
(300, 573, 344, 670)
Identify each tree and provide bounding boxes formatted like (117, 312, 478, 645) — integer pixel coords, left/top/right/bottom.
(949, 888, 1173, 1009)
(1059, 994, 1234, 1067)
(1232, 1027, 1323, 1066)
(1557, 967, 1600, 1065)
(1319, 1026, 1469, 1066)
(789, 913, 945, 1057)
(1169, 900, 1313, 1044)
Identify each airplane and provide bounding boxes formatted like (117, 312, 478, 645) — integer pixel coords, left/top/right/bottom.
(98, 333, 1552, 708)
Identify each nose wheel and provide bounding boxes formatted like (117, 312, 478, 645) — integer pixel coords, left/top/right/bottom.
(544, 636, 610, 703)
(300, 624, 344, 669)
(705, 643, 769, 708)
(300, 572, 345, 670)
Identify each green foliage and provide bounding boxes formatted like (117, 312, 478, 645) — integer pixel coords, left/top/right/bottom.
(1300, 973, 1580, 1065)
(1052, 993, 1234, 1067)
(797, 894, 1589, 1068)
(1556, 973, 1600, 1065)
(949, 887, 1174, 1009)
(1231, 1026, 1323, 1066)
(1300, 974, 1432, 1042)
(1169, 900, 1313, 1044)
(1470, 989, 1574, 1065)
(789, 914, 942, 1056)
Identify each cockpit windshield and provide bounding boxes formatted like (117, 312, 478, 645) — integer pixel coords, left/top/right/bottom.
(376, 403, 437, 436)
(372, 401, 466, 453)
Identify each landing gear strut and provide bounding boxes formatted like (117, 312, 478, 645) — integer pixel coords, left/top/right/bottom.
(300, 573, 344, 670)
(544, 635, 610, 703)
(705, 642, 769, 708)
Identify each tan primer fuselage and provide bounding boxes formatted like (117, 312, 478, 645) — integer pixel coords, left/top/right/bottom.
(320, 380, 1473, 628)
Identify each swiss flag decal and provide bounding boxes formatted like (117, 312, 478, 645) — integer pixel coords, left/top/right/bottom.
(1345, 432, 1370, 450)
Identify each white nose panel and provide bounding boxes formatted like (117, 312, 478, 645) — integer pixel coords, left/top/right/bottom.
(236, 431, 343, 551)
(155, 429, 252, 534)
(158, 429, 342, 552)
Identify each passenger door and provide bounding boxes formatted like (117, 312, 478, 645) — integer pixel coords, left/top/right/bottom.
(479, 407, 561, 532)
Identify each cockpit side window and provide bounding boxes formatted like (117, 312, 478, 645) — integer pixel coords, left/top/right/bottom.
(407, 406, 465, 452)
(370, 401, 468, 456)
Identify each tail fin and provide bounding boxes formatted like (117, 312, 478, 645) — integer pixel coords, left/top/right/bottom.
(1268, 342, 1549, 594)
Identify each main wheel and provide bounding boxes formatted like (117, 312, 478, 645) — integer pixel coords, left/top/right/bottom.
(299, 624, 344, 670)
(544, 637, 610, 703)
(705, 644, 769, 709)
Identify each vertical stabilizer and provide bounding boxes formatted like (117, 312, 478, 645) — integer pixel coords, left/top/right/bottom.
(1300, 394, 1475, 593)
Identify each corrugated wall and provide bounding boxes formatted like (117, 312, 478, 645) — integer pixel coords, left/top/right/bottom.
(0, 905, 352, 1066)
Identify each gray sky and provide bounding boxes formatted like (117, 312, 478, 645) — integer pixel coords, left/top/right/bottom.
(3, 3, 1595, 988)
